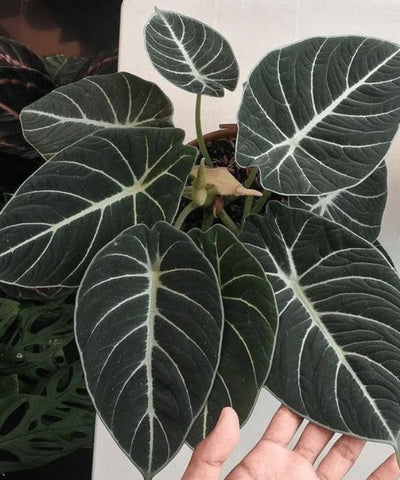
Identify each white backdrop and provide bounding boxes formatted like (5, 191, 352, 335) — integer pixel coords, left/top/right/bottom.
(93, 0, 400, 478)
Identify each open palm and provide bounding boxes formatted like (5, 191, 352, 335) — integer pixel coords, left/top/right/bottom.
(182, 405, 400, 480)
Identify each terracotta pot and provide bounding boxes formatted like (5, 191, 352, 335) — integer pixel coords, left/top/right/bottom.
(187, 123, 237, 146)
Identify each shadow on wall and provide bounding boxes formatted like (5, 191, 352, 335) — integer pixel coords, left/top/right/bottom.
(0, 0, 123, 56)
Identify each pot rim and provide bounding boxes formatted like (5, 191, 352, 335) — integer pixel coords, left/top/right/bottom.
(187, 123, 237, 146)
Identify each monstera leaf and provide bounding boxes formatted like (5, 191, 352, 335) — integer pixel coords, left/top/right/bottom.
(241, 203, 400, 457)
(0, 375, 18, 397)
(186, 225, 277, 446)
(0, 128, 196, 288)
(21, 72, 174, 159)
(0, 394, 94, 472)
(0, 303, 74, 376)
(75, 222, 223, 478)
(0, 36, 55, 159)
(237, 37, 400, 195)
(0, 297, 93, 472)
(289, 162, 387, 241)
(33, 361, 93, 407)
(0, 298, 20, 338)
(145, 9, 238, 96)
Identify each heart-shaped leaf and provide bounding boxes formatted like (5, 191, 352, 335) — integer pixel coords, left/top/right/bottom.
(0, 37, 55, 159)
(241, 203, 400, 456)
(42, 54, 88, 86)
(21, 72, 174, 159)
(186, 225, 277, 446)
(145, 9, 238, 97)
(75, 221, 223, 478)
(0, 128, 196, 288)
(237, 37, 400, 195)
(289, 162, 387, 241)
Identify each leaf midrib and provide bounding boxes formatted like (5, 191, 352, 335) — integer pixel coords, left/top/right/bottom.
(23, 108, 159, 130)
(158, 11, 208, 88)
(288, 277, 395, 443)
(145, 267, 159, 476)
(0, 144, 184, 261)
(0, 186, 139, 260)
(260, 44, 400, 155)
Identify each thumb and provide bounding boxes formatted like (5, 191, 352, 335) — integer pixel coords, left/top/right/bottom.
(181, 407, 240, 480)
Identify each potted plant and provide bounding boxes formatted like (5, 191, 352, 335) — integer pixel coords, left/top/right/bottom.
(0, 8, 400, 480)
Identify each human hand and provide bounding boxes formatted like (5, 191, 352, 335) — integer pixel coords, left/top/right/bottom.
(182, 405, 400, 480)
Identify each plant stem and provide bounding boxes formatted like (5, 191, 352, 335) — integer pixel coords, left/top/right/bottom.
(241, 196, 254, 228)
(202, 210, 215, 231)
(195, 95, 213, 166)
(174, 201, 198, 230)
(252, 190, 270, 214)
(218, 208, 239, 234)
(243, 167, 258, 188)
(181, 186, 193, 201)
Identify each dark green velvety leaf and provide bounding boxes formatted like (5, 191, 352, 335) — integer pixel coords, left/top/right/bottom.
(186, 225, 277, 446)
(75, 222, 223, 479)
(43, 54, 88, 86)
(237, 37, 400, 195)
(145, 9, 238, 97)
(21, 72, 174, 159)
(0, 128, 196, 288)
(240, 202, 400, 457)
(0, 394, 94, 472)
(289, 163, 387, 242)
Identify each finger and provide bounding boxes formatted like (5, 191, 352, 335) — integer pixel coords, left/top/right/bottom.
(226, 405, 303, 480)
(261, 404, 303, 447)
(316, 435, 365, 480)
(181, 407, 239, 480)
(366, 453, 400, 480)
(293, 422, 334, 463)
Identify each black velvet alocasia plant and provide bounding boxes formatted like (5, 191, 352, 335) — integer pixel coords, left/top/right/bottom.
(0, 7, 400, 479)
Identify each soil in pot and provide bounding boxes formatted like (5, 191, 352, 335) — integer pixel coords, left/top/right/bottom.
(180, 125, 285, 232)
